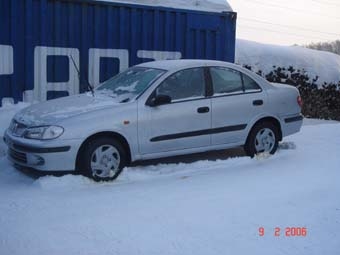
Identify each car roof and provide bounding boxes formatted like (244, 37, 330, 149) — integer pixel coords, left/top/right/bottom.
(136, 59, 272, 89)
(136, 59, 237, 71)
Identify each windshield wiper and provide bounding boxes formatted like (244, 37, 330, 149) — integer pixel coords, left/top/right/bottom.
(70, 55, 95, 97)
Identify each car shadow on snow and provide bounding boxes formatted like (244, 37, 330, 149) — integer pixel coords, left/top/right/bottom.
(131, 141, 296, 167)
(13, 164, 75, 180)
(132, 147, 247, 167)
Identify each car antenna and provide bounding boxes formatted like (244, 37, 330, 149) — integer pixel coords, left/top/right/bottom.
(70, 55, 95, 97)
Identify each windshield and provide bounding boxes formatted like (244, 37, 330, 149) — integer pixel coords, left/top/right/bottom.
(96, 67, 165, 102)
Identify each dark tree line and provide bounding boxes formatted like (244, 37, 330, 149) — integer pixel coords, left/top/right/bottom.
(305, 40, 340, 55)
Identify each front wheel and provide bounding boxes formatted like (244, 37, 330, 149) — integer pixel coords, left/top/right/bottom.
(80, 137, 127, 181)
(244, 122, 279, 157)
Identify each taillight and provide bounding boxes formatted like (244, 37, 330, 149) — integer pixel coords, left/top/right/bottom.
(297, 96, 303, 107)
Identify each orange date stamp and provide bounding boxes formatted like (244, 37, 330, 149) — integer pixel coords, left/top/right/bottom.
(259, 227, 307, 237)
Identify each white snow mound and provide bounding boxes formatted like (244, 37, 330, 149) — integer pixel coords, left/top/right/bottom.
(236, 39, 340, 86)
(95, 0, 233, 12)
(0, 102, 29, 135)
(34, 174, 95, 191)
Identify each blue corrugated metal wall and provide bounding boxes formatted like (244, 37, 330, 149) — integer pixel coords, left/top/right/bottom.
(0, 0, 236, 105)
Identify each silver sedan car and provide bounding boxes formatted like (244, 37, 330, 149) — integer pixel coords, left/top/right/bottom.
(4, 60, 303, 181)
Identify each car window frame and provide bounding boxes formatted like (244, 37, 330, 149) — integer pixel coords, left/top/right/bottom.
(242, 72, 262, 93)
(115, 67, 167, 101)
(146, 67, 210, 106)
(206, 66, 262, 98)
(209, 66, 244, 95)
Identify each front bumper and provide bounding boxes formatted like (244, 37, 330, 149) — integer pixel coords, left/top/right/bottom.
(4, 130, 83, 171)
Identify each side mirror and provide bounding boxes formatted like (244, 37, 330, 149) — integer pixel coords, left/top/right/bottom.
(149, 94, 172, 106)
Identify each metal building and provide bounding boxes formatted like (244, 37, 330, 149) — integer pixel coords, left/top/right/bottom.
(0, 0, 236, 105)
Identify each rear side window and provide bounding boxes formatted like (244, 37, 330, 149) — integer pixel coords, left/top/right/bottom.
(210, 67, 243, 95)
(243, 74, 261, 92)
(156, 68, 205, 101)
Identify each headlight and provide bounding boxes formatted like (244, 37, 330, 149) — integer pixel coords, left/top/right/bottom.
(24, 126, 64, 140)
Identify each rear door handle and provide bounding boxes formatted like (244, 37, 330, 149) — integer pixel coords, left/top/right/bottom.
(197, 106, 210, 113)
(253, 100, 263, 106)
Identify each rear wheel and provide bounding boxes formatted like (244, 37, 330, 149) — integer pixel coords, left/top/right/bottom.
(80, 137, 127, 181)
(244, 122, 279, 157)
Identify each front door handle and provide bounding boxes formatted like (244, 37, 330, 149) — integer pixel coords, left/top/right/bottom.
(197, 106, 210, 113)
(253, 100, 263, 106)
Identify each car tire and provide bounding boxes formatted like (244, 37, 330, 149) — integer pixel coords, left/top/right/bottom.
(244, 122, 279, 158)
(80, 137, 127, 182)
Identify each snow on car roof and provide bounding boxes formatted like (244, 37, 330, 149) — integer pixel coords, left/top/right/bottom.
(94, 0, 233, 13)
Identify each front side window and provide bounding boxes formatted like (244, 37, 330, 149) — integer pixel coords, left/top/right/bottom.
(210, 67, 243, 95)
(156, 68, 205, 101)
(97, 67, 165, 101)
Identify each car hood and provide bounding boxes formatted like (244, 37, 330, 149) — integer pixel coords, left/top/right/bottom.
(14, 92, 122, 126)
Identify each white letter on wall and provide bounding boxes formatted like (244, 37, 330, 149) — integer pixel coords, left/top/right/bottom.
(34, 46, 80, 102)
(0, 45, 14, 75)
(89, 49, 129, 88)
(137, 50, 182, 61)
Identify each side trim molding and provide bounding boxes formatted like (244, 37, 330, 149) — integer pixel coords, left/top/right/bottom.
(150, 124, 247, 142)
(284, 115, 303, 123)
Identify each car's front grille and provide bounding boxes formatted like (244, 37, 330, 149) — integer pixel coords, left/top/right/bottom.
(8, 148, 27, 164)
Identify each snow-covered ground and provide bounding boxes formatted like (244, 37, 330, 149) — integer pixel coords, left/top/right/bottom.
(0, 104, 339, 255)
(236, 39, 340, 86)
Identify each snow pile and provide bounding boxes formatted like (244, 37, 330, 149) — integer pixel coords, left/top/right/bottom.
(34, 174, 95, 191)
(236, 39, 340, 86)
(0, 102, 30, 156)
(96, 0, 233, 12)
(0, 102, 29, 136)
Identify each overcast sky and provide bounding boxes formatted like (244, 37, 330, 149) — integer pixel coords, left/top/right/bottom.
(227, 0, 340, 46)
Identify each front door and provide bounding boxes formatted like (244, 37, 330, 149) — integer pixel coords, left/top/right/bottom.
(138, 67, 211, 155)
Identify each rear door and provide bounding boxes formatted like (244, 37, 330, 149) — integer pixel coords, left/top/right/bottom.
(209, 67, 265, 145)
(138, 67, 212, 155)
